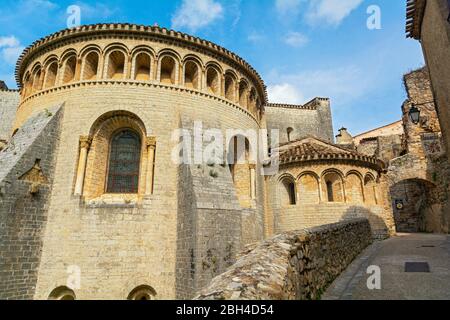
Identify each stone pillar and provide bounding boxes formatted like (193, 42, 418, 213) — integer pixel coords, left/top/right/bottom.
(145, 136, 157, 195)
(74, 58, 82, 82)
(153, 59, 158, 81)
(126, 55, 132, 80)
(249, 163, 256, 200)
(74, 136, 92, 196)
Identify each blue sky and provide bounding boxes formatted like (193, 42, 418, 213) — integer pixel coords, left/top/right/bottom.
(0, 0, 424, 135)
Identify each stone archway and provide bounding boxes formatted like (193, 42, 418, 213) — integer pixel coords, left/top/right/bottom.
(390, 178, 436, 233)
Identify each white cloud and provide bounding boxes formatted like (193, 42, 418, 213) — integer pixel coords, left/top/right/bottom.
(0, 36, 20, 48)
(268, 83, 305, 104)
(275, 0, 303, 15)
(0, 36, 24, 65)
(25, 0, 57, 10)
(305, 0, 363, 26)
(267, 65, 368, 106)
(76, 2, 119, 20)
(171, 0, 224, 32)
(247, 32, 265, 43)
(284, 32, 309, 47)
(2, 46, 24, 64)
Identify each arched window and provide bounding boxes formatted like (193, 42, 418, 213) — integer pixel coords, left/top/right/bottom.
(323, 172, 344, 202)
(184, 61, 199, 89)
(280, 177, 296, 206)
(346, 173, 364, 203)
(298, 173, 320, 204)
(106, 51, 126, 80)
(206, 67, 220, 94)
(106, 130, 141, 194)
(228, 135, 254, 207)
(224, 74, 235, 101)
(364, 175, 378, 205)
(23, 73, 32, 97)
(127, 285, 156, 300)
(326, 181, 334, 202)
(134, 52, 151, 81)
(62, 55, 77, 84)
(48, 286, 76, 300)
(160, 56, 176, 84)
(32, 67, 42, 92)
(44, 61, 58, 88)
(287, 127, 294, 142)
(239, 81, 248, 109)
(82, 51, 100, 80)
(248, 88, 257, 114)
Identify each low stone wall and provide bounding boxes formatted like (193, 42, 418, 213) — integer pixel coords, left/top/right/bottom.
(195, 218, 372, 300)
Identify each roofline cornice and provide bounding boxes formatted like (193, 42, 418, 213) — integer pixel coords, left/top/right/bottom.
(15, 23, 268, 104)
(266, 97, 330, 110)
(406, 0, 427, 39)
(276, 154, 384, 172)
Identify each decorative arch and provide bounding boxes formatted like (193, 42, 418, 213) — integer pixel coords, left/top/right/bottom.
(61, 52, 77, 84)
(80, 46, 102, 81)
(287, 127, 294, 142)
(248, 87, 257, 114)
(364, 173, 378, 205)
(239, 79, 249, 109)
(182, 54, 204, 68)
(79, 44, 102, 58)
(224, 71, 237, 102)
(278, 174, 297, 206)
(22, 72, 32, 97)
(30, 63, 43, 93)
(228, 134, 256, 207)
(345, 171, 365, 204)
(132, 51, 152, 81)
(205, 65, 221, 95)
(390, 178, 437, 233)
(104, 50, 127, 80)
(60, 48, 78, 63)
(104, 43, 130, 56)
(297, 171, 320, 204)
(127, 285, 157, 300)
(321, 169, 345, 203)
(157, 48, 182, 62)
(42, 54, 59, 67)
(48, 286, 76, 300)
(80, 111, 152, 199)
(43, 58, 58, 89)
(158, 53, 179, 85)
(183, 58, 201, 89)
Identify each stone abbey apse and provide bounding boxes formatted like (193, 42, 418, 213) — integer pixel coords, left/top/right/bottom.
(0, 24, 399, 300)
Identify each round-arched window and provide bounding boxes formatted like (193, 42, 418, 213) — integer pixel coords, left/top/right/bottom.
(106, 130, 141, 194)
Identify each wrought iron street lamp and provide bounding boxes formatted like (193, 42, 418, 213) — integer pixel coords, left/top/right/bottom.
(409, 104, 421, 125)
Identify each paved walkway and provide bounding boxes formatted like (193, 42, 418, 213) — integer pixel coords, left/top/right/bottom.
(323, 233, 450, 300)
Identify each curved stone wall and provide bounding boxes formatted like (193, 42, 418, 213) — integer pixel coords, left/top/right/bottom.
(266, 161, 395, 239)
(9, 26, 268, 300)
(195, 218, 372, 300)
(15, 24, 266, 128)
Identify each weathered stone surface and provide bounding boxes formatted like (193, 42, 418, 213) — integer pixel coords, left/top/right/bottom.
(0, 88, 19, 146)
(195, 218, 372, 300)
(0, 105, 63, 300)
